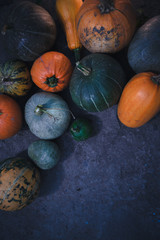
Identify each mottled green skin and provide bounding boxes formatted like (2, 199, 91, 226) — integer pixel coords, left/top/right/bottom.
(70, 118, 93, 141)
(28, 140, 61, 170)
(0, 157, 40, 211)
(70, 53, 126, 112)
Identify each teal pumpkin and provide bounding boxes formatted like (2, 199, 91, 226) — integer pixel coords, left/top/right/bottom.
(28, 140, 61, 170)
(0, 60, 32, 96)
(25, 92, 71, 139)
(70, 118, 93, 141)
(1, 1, 56, 61)
(69, 53, 126, 112)
(0, 157, 40, 211)
(128, 15, 160, 73)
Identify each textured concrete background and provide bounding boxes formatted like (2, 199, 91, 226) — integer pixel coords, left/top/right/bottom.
(0, 0, 160, 239)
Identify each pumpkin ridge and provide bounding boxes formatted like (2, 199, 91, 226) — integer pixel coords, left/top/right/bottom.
(105, 74, 123, 90)
(87, 83, 101, 111)
(19, 42, 39, 57)
(94, 82, 110, 108)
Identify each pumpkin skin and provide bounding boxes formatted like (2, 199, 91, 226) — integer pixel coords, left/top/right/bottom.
(28, 140, 61, 170)
(128, 15, 160, 73)
(76, 0, 136, 53)
(25, 92, 71, 139)
(0, 60, 32, 97)
(30, 51, 73, 93)
(70, 118, 93, 141)
(1, 1, 56, 61)
(0, 94, 22, 139)
(0, 157, 40, 211)
(69, 53, 126, 112)
(117, 72, 160, 128)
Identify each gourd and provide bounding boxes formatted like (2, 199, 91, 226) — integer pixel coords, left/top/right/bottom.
(28, 140, 61, 170)
(128, 15, 160, 73)
(117, 72, 160, 128)
(0, 157, 40, 211)
(0, 1, 57, 61)
(30, 51, 73, 93)
(25, 92, 71, 139)
(0, 94, 22, 139)
(69, 53, 126, 112)
(0, 60, 32, 96)
(56, 0, 83, 62)
(70, 118, 93, 141)
(76, 0, 136, 53)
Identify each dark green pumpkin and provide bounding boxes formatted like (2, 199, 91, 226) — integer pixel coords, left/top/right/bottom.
(1, 1, 56, 61)
(0, 157, 40, 211)
(0, 60, 32, 96)
(70, 118, 93, 141)
(128, 15, 160, 73)
(69, 53, 126, 112)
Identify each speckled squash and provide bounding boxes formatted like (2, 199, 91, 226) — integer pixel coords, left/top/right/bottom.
(0, 60, 32, 96)
(0, 157, 40, 211)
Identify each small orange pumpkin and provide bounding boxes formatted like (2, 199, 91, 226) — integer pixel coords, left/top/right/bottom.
(0, 94, 22, 139)
(76, 0, 136, 53)
(117, 72, 160, 128)
(30, 51, 73, 92)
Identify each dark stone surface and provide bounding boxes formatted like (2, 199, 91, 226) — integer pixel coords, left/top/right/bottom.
(0, 0, 160, 239)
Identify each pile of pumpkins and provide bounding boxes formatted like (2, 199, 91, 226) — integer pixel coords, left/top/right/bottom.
(0, 0, 160, 211)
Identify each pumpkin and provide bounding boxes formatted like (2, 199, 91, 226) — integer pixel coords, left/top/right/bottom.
(0, 157, 40, 211)
(69, 53, 126, 112)
(25, 92, 71, 139)
(0, 1, 56, 62)
(70, 117, 93, 141)
(128, 15, 160, 73)
(0, 60, 32, 97)
(28, 140, 61, 170)
(117, 72, 160, 128)
(76, 0, 136, 53)
(56, 0, 83, 62)
(30, 51, 73, 93)
(0, 94, 22, 139)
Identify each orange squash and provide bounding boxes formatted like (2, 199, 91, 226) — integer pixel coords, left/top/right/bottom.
(56, 0, 83, 62)
(76, 0, 136, 53)
(117, 72, 160, 128)
(0, 94, 22, 139)
(30, 51, 73, 92)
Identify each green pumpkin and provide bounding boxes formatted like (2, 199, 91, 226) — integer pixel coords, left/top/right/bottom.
(0, 157, 40, 211)
(70, 118, 93, 141)
(28, 140, 61, 170)
(69, 53, 126, 112)
(0, 60, 32, 96)
(0, 1, 56, 61)
(25, 92, 71, 139)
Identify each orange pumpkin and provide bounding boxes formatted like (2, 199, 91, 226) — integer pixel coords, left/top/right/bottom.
(76, 0, 136, 53)
(30, 51, 73, 92)
(0, 94, 22, 139)
(117, 72, 160, 128)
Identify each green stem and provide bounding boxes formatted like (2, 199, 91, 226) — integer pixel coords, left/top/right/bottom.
(45, 75, 59, 88)
(76, 62, 91, 76)
(0, 112, 3, 115)
(74, 48, 81, 63)
(34, 105, 53, 117)
(98, 0, 115, 14)
(151, 74, 160, 84)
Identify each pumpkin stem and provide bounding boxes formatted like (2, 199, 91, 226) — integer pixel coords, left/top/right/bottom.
(151, 74, 160, 85)
(76, 61, 91, 76)
(1, 24, 13, 35)
(74, 48, 81, 63)
(98, 0, 115, 14)
(45, 75, 59, 88)
(34, 105, 53, 117)
(0, 112, 2, 115)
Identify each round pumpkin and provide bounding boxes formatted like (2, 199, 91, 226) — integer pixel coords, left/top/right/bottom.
(0, 157, 40, 211)
(69, 53, 126, 112)
(28, 140, 61, 170)
(76, 0, 136, 53)
(0, 1, 56, 61)
(0, 94, 22, 139)
(128, 15, 160, 73)
(25, 92, 71, 139)
(0, 60, 32, 96)
(30, 51, 73, 92)
(117, 72, 160, 128)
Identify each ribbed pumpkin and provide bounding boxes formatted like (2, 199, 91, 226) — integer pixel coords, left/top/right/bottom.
(69, 53, 126, 112)
(0, 60, 32, 97)
(30, 51, 73, 93)
(76, 0, 136, 53)
(0, 157, 40, 211)
(0, 1, 56, 61)
(128, 15, 160, 73)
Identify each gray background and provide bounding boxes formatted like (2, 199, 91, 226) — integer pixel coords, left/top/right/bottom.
(0, 0, 160, 239)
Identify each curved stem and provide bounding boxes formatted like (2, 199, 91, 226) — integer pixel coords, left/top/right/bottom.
(76, 61, 91, 76)
(45, 75, 59, 88)
(98, 0, 115, 14)
(151, 74, 160, 85)
(34, 105, 53, 117)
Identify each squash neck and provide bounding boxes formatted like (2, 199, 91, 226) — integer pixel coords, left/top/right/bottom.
(45, 75, 59, 88)
(74, 48, 81, 63)
(76, 62, 91, 76)
(151, 74, 160, 85)
(98, 0, 115, 14)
